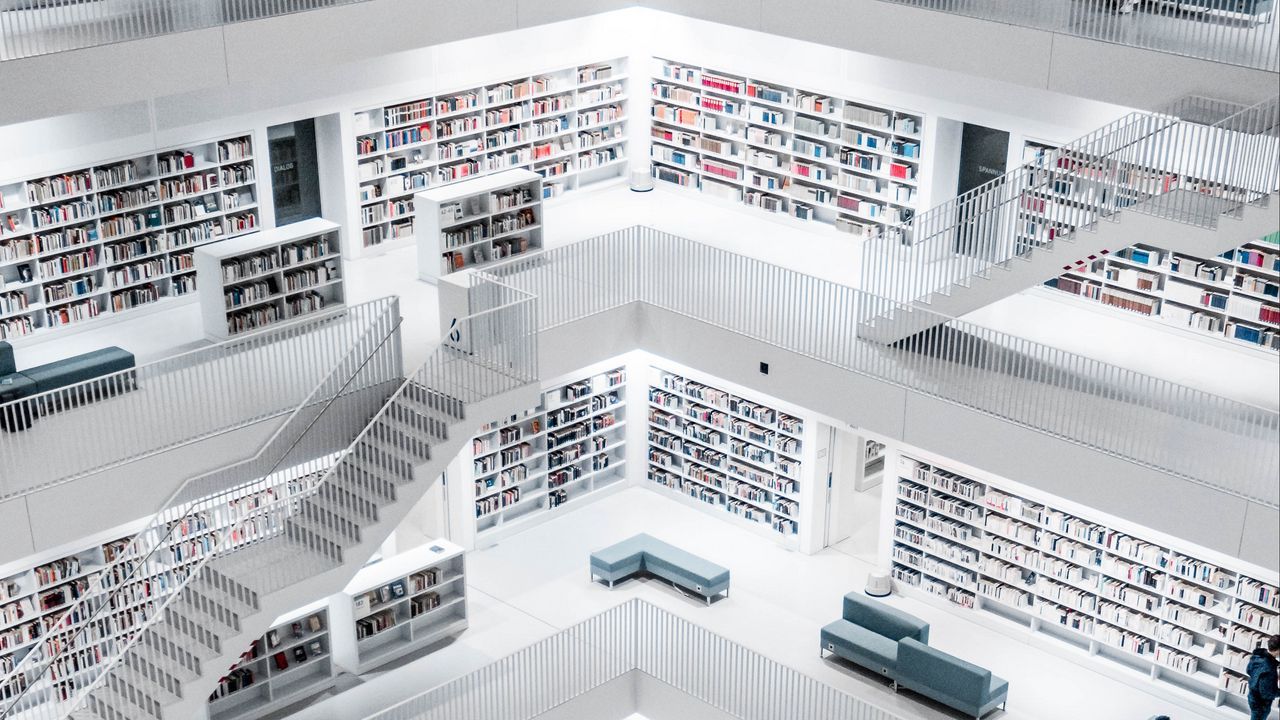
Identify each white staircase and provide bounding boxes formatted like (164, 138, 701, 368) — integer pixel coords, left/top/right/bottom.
(74, 381, 480, 720)
(860, 99, 1280, 345)
(859, 192, 1280, 344)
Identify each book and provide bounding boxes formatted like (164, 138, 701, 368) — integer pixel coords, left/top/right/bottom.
(273, 652, 288, 670)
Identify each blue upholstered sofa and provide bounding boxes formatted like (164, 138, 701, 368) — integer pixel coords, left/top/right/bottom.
(0, 341, 135, 431)
(589, 533, 730, 604)
(896, 638, 1009, 720)
(821, 592, 1008, 719)
(820, 591, 929, 678)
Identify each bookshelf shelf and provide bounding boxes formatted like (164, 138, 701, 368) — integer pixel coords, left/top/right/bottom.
(207, 601, 335, 720)
(0, 133, 260, 341)
(194, 218, 344, 341)
(651, 57, 922, 237)
(351, 59, 628, 252)
(415, 169, 543, 281)
(645, 367, 804, 545)
(889, 454, 1279, 712)
(330, 541, 467, 676)
(459, 366, 628, 548)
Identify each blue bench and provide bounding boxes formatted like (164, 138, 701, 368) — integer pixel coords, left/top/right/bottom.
(820, 592, 929, 678)
(821, 593, 1008, 719)
(0, 341, 135, 431)
(897, 638, 1009, 720)
(589, 533, 730, 605)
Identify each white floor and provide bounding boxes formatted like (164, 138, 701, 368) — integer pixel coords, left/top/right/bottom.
(9, 181, 1273, 410)
(277, 487, 1230, 720)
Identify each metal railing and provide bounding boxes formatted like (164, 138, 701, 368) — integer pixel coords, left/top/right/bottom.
(0, 297, 399, 500)
(367, 598, 907, 720)
(860, 95, 1279, 313)
(480, 226, 1280, 507)
(877, 0, 1279, 71)
(0, 295, 403, 718)
(1, 284, 539, 720)
(0, 0, 373, 61)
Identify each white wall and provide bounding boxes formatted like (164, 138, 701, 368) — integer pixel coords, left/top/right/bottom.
(2, 0, 1272, 131)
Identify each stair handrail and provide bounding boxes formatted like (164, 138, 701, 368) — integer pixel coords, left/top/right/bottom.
(0, 296, 404, 719)
(860, 110, 1178, 309)
(860, 96, 1279, 315)
(0, 297, 399, 502)
(6, 285, 537, 720)
(480, 226, 1278, 505)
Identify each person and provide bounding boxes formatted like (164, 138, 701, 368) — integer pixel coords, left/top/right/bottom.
(1248, 634, 1280, 720)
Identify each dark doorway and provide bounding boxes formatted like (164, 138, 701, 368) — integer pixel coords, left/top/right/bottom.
(953, 123, 1010, 256)
(268, 119, 321, 225)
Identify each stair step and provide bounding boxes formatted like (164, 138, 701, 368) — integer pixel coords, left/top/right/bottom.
(379, 409, 444, 454)
(387, 397, 453, 442)
(401, 382, 465, 420)
(194, 564, 261, 613)
(86, 680, 163, 720)
(123, 641, 202, 685)
(148, 608, 223, 659)
(139, 625, 219, 671)
(166, 593, 240, 638)
(350, 442, 416, 481)
(105, 661, 182, 708)
(318, 473, 393, 512)
(284, 501, 362, 548)
(282, 518, 347, 563)
(366, 418, 433, 464)
(211, 537, 343, 593)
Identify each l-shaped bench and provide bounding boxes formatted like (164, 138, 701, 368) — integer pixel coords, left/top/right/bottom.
(589, 533, 730, 605)
(821, 592, 1009, 719)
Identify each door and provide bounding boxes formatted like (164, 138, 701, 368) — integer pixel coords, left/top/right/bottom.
(824, 426, 884, 563)
(267, 119, 322, 225)
(953, 122, 1011, 258)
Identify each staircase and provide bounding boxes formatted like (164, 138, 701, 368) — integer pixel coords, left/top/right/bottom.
(859, 97, 1280, 345)
(0, 289, 539, 720)
(78, 381, 484, 720)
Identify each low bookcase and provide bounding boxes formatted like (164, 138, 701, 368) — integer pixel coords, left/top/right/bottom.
(206, 601, 335, 720)
(415, 169, 543, 282)
(194, 218, 345, 340)
(330, 540, 468, 675)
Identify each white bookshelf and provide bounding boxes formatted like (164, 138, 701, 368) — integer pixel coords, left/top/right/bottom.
(330, 540, 467, 676)
(888, 453, 1279, 712)
(414, 169, 542, 282)
(351, 59, 628, 253)
(0, 133, 260, 342)
(0, 469, 323, 710)
(462, 365, 629, 548)
(206, 601, 335, 720)
(1046, 234, 1280, 353)
(194, 218, 344, 341)
(645, 366, 805, 547)
(648, 58, 923, 237)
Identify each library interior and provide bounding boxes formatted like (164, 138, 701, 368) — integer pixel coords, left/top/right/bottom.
(0, 2, 1277, 720)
